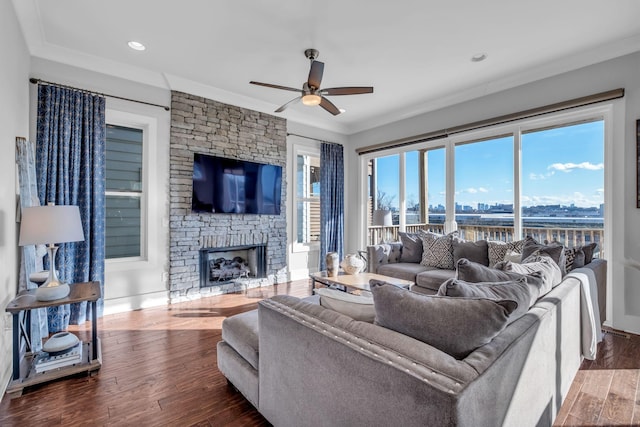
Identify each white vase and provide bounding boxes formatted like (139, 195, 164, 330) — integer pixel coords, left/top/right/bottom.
(341, 253, 365, 275)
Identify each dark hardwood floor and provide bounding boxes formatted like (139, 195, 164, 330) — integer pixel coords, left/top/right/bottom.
(1, 279, 639, 426)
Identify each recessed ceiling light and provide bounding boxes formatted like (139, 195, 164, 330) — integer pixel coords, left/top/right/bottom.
(471, 53, 487, 63)
(128, 41, 146, 51)
(339, 108, 346, 114)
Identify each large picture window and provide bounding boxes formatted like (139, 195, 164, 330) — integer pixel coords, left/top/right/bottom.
(362, 109, 607, 256)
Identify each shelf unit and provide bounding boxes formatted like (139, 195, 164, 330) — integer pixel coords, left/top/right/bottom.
(5, 281, 102, 396)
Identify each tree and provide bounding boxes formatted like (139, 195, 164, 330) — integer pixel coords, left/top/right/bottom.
(376, 190, 396, 210)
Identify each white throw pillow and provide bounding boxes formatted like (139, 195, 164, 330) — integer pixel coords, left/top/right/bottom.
(316, 288, 375, 323)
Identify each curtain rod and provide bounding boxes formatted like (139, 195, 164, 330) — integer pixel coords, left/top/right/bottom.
(29, 78, 171, 111)
(287, 132, 340, 145)
(356, 88, 625, 155)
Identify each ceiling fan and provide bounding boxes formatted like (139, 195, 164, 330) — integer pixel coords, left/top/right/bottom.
(250, 48, 373, 116)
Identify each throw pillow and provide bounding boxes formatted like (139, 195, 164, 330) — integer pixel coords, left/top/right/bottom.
(581, 242, 598, 264)
(419, 230, 458, 270)
(437, 276, 543, 323)
(564, 246, 586, 272)
(372, 284, 517, 359)
(451, 238, 489, 266)
(456, 258, 525, 283)
(487, 239, 525, 267)
(503, 250, 522, 263)
(316, 288, 375, 323)
(399, 232, 423, 263)
(495, 254, 562, 293)
(521, 236, 567, 275)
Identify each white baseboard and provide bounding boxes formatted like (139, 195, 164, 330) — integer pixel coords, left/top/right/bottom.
(103, 291, 169, 316)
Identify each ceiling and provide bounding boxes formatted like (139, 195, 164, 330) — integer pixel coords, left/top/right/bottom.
(12, 0, 640, 135)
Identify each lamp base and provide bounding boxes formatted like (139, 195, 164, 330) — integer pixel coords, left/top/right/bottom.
(36, 283, 70, 301)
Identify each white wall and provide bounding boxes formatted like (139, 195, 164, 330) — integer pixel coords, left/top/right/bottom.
(347, 51, 640, 334)
(29, 58, 172, 314)
(0, 0, 31, 398)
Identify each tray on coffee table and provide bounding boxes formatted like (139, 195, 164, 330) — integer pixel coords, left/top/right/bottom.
(310, 271, 413, 294)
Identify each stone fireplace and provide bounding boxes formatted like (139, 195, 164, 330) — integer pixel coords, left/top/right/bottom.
(168, 91, 287, 301)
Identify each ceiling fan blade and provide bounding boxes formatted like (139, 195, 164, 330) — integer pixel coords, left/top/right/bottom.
(307, 61, 324, 90)
(250, 81, 303, 93)
(275, 96, 301, 113)
(319, 97, 341, 116)
(321, 86, 374, 96)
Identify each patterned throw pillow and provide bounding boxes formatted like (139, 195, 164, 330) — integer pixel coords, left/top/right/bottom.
(419, 230, 458, 270)
(487, 239, 525, 267)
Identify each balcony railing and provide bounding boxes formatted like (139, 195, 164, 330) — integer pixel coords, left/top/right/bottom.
(367, 223, 604, 257)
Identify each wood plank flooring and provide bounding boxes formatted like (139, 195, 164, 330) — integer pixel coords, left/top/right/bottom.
(1, 279, 639, 426)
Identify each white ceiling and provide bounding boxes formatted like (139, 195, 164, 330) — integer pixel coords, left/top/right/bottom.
(12, 0, 640, 135)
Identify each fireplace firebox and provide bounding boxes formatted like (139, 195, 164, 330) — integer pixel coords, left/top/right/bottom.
(199, 244, 267, 287)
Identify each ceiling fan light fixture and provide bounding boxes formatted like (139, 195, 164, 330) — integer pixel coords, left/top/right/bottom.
(301, 93, 322, 106)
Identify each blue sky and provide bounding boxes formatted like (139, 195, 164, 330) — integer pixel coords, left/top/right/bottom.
(374, 120, 604, 210)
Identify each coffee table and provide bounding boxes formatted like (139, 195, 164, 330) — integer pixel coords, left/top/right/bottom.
(310, 271, 413, 294)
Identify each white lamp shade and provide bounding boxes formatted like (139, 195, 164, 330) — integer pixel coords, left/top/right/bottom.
(372, 209, 393, 227)
(19, 205, 85, 246)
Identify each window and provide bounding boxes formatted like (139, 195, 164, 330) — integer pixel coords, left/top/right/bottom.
(105, 124, 143, 259)
(455, 136, 514, 240)
(362, 107, 608, 254)
(425, 147, 446, 225)
(296, 153, 321, 244)
(521, 120, 604, 248)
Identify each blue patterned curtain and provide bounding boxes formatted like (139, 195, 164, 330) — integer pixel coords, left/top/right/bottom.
(319, 142, 345, 270)
(35, 84, 106, 332)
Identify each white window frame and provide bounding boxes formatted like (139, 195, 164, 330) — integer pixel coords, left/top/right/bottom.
(292, 144, 321, 253)
(359, 103, 613, 254)
(105, 109, 155, 266)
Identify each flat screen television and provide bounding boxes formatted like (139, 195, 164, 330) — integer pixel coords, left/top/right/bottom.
(192, 153, 282, 215)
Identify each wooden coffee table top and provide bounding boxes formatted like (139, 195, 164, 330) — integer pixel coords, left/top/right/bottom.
(310, 271, 413, 292)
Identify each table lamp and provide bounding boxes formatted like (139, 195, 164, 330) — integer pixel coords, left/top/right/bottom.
(373, 209, 393, 243)
(18, 204, 85, 301)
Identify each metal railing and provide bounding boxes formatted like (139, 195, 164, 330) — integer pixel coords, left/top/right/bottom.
(367, 223, 604, 256)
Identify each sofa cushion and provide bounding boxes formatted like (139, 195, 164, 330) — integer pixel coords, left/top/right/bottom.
(419, 231, 458, 269)
(316, 288, 375, 323)
(521, 236, 567, 275)
(221, 309, 260, 370)
(437, 276, 542, 323)
(487, 239, 525, 267)
(399, 232, 423, 263)
(371, 284, 517, 359)
(495, 254, 562, 292)
(452, 238, 489, 266)
(415, 268, 457, 292)
(377, 262, 430, 282)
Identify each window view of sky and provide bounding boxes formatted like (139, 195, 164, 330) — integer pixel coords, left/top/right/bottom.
(374, 121, 604, 214)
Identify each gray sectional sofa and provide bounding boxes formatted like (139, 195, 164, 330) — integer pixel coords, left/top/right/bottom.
(366, 237, 607, 324)
(218, 265, 606, 426)
(217, 234, 607, 426)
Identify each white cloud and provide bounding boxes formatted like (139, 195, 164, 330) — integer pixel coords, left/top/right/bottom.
(547, 162, 604, 173)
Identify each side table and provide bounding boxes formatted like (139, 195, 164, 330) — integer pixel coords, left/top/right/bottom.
(4, 281, 102, 396)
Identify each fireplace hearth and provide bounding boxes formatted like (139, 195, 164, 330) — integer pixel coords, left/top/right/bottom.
(199, 244, 267, 288)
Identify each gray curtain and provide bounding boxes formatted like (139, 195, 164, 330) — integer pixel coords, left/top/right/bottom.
(16, 137, 48, 349)
(319, 142, 345, 270)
